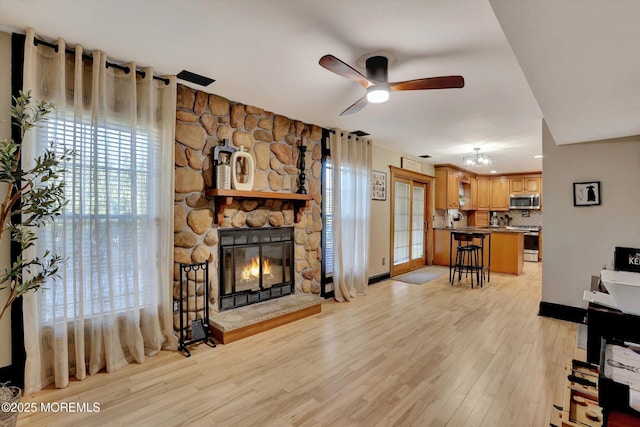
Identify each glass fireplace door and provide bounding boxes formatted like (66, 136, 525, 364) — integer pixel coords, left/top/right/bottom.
(219, 227, 294, 311)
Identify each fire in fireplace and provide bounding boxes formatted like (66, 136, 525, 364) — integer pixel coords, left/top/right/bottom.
(241, 256, 268, 282)
(219, 227, 294, 311)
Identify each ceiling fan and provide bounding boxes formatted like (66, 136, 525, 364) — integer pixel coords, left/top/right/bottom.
(319, 54, 465, 116)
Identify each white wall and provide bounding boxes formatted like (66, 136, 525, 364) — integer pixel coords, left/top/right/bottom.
(0, 31, 12, 368)
(541, 120, 640, 308)
(368, 144, 435, 277)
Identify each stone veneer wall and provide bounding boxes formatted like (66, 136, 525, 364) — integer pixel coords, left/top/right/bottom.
(173, 84, 323, 330)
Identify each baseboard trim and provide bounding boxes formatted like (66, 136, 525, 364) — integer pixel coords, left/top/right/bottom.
(368, 273, 390, 285)
(538, 301, 587, 324)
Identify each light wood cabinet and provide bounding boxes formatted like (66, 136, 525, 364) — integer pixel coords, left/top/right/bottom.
(434, 168, 542, 213)
(433, 229, 452, 266)
(447, 170, 460, 209)
(490, 177, 510, 211)
(509, 176, 542, 195)
(489, 231, 524, 275)
(510, 178, 525, 194)
(477, 177, 490, 211)
(526, 177, 541, 194)
(435, 168, 460, 210)
(468, 210, 489, 227)
(469, 177, 478, 210)
(460, 177, 475, 211)
(433, 229, 524, 275)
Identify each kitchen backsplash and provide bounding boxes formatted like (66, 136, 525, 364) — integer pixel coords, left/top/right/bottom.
(434, 209, 469, 228)
(434, 210, 447, 228)
(433, 209, 542, 228)
(507, 209, 543, 227)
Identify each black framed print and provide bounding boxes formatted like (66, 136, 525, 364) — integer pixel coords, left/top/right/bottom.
(573, 181, 601, 206)
(372, 170, 387, 201)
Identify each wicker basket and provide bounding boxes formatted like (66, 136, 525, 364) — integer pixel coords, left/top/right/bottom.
(0, 385, 21, 427)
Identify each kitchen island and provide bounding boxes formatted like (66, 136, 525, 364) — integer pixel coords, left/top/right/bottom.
(433, 227, 525, 275)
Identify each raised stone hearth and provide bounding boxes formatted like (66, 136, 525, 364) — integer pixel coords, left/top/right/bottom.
(209, 293, 323, 343)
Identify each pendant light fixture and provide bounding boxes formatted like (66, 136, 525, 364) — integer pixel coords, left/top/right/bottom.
(463, 147, 492, 167)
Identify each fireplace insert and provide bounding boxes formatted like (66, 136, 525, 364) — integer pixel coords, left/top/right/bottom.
(218, 227, 294, 311)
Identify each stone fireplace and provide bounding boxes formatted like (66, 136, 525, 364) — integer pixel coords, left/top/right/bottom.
(173, 84, 323, 332)
(219, 227, 294, 311)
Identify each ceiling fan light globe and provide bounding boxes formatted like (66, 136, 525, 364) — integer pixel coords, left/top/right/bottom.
(367, 88, 389, 103)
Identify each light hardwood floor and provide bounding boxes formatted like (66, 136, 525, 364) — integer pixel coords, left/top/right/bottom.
(17, 262, 577, 426)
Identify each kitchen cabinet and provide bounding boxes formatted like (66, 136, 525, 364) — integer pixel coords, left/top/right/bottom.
(509, 175, 542, 195)
(459, 178, 475, 211)
(434, 229, 488, 269)
(490, 177, 510, 211)
(489, 231, 524, 275)
(433, 229, 452, 266)
(468, 211, 489, 227)
(469, 177, 478, 210)
(434, 167, 541, 213)
(435, 168, 460, 210)
(433, 228, 524, 275)
(477, 177, 490, 210)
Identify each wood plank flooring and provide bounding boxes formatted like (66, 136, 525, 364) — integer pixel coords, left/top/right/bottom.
(17, 262, 577, 426)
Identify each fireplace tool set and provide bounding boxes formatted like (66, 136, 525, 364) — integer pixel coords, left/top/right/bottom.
(177, 261, 216, 357)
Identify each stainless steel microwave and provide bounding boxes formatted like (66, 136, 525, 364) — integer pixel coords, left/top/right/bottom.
(509, 194, 541, 209)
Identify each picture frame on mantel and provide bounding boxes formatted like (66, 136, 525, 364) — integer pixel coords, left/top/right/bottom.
(372, 170, 387, 201)
(401, 157, 422, 173)
(573, 181, 601, 206)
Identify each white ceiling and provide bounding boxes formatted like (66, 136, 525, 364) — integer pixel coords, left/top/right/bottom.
(1, 1, 638, 174)
(490, 0, 640, 146)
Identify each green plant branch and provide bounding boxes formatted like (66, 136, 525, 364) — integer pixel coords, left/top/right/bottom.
(0, 90, 71, 319)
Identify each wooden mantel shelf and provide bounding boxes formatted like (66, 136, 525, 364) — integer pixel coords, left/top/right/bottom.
(204, 189, 313, 225)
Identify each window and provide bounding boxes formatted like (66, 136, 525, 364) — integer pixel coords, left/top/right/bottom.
(38, 116, 159, 323)
(324, 159, 334, 278)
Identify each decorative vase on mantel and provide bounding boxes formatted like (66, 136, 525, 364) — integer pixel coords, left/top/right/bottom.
(231, 147, 255, 191)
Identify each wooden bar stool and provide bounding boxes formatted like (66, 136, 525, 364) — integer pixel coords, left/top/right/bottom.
(450, 231, 482, 288)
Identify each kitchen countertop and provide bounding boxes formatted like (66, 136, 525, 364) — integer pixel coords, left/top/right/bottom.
(433, 226, 527, 275)
(434, 226, 532, 233)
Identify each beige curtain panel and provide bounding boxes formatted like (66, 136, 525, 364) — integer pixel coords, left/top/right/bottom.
(329, 129, 372, 302)
(21, 28, 177, 392)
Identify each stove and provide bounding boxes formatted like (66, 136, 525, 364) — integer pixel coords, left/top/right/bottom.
(506, 226, 541, 262)
(505, 225, 541, 232)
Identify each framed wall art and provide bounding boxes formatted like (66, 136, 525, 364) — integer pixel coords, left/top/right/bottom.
(372, 170, 387, 201)
(573, 181, 601, 206)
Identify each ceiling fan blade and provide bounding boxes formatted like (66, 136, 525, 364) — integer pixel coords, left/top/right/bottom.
(390, 76, 465, 91)
(319, 55, 373, 89)
(340, 95, 368, 116)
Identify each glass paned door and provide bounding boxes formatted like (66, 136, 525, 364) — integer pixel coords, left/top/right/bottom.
(410, 184, 426, 269)
(392, 179, 427, 275)
(393, 180, 411, 266)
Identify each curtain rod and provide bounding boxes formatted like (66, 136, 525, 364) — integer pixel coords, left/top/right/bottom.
(34, 37, 170, 85)
(327, 129, 370, 141)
